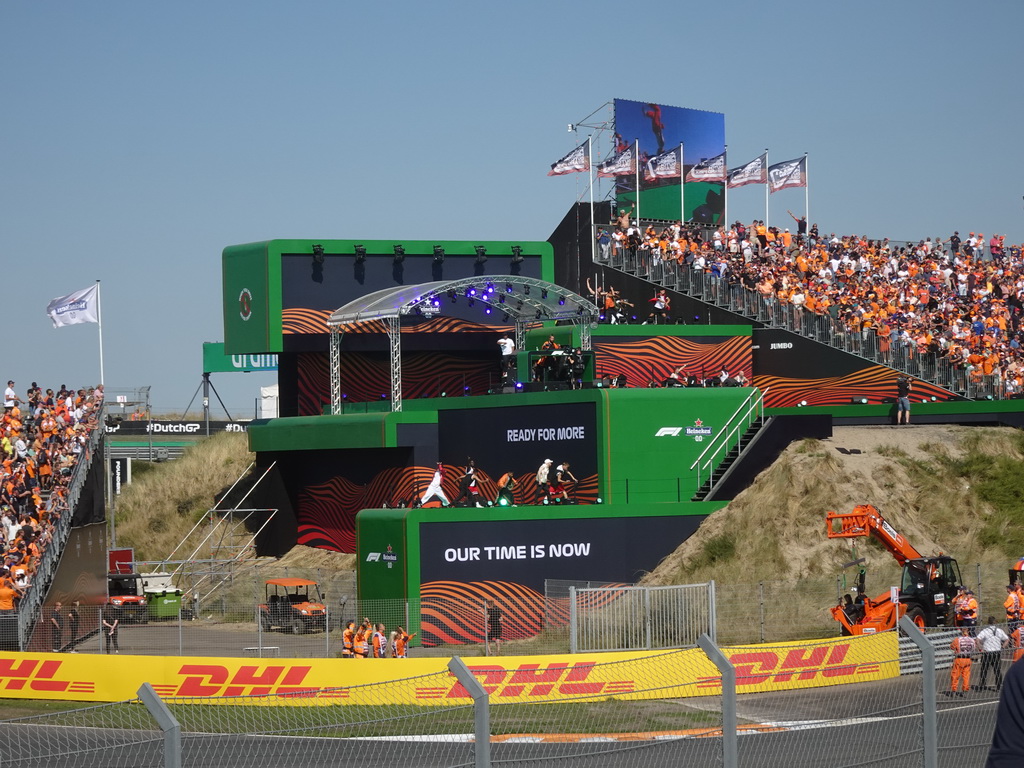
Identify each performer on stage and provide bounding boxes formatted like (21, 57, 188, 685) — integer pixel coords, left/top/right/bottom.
(421, 462, 450, 506)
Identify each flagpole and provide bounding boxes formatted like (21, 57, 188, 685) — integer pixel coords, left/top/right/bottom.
(679, 143, 685, 224)
(723, 144, 728, 231)
(803, 152, 809, 236)
(96, 279, 105, 386)
(764, 148, 769, 229)
(589, 136, 595, 263)
(634, 139, 640, 225)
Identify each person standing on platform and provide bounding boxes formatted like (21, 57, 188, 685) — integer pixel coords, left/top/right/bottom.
(371, 623, 388, 658)
(495, 470, 516, 507)
(341, 621, 355, 658)
(1006, 585, 1021, 630)
(484, 599, 504, 656)
(549, 462, 578, 504)
(959, 590, 980, 630)
(977, 617, 1010, 691)
(49, 602, 63, 652)
(949, 626, 976, 697)
(535, 459, 553, 504)
(451, 459, 481, 507)
(498, 333, 516, 374)
(67, 602, 80, 652)
(421, 462, 450, 507)
(896, 375, 912, 425)
(394, 626, 416, 658)
(102, 613, 119, 654)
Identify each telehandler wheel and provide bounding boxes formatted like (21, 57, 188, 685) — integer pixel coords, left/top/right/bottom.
(906, 606, 927, 629)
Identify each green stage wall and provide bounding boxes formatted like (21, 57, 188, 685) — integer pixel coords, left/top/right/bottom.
(356, 500, 726, 646)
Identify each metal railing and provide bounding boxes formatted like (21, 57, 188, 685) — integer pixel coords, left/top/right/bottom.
(603, 249, 1010, 399)
(18, 422, 104, 650)
(690, 386, 766, 493)
(569, 582, 716, 653)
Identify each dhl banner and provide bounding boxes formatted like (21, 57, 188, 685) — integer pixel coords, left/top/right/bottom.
(0, 632, 897, 704)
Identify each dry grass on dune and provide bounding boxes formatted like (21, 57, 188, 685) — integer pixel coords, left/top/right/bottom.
(112, 432, 254, 563)
(639, 425, 1024, 641)
(644, 425, 1024, 589)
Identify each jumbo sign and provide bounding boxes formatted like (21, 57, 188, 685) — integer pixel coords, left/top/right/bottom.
(0, 633, 896, 704)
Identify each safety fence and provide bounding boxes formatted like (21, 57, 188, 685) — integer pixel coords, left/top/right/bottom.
(0, 623, 997, 768)
(604, 249, 1008, 400)
(569, 582, 716, 652)
(31, 559, 1024, 658)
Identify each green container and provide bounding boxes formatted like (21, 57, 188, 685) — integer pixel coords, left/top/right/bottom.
(146, 591, 183, 619)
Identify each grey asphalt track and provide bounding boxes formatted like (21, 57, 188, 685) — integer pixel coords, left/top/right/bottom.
(0, 683, 999, 767)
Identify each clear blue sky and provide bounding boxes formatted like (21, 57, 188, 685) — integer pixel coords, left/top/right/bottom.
(2, 1, 1021, 414)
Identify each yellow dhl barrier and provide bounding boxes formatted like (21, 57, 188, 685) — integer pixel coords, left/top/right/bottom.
(0, 632, 897, 704)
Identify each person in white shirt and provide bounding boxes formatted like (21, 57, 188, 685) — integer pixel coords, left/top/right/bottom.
(977, 616, 1011, 691)
(420, 462, 450, 506)
(3, 381, 19, 412)
(497, 333, 516, 377)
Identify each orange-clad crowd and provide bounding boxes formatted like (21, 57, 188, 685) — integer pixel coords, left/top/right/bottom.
(601, 214, 1023, 393)
(0, 382, 103, 614)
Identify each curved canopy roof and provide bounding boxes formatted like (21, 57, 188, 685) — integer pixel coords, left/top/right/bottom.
(327, 275, 599, 327)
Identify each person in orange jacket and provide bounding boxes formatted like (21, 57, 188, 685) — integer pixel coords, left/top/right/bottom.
(949, 626, 977, 697)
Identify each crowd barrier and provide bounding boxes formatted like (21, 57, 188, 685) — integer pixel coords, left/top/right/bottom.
(0, 623, 996, 768)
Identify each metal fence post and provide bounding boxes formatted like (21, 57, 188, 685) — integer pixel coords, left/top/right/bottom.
(758, 581, 765, 643)
(325, 604, 330, 658)
(977, 563, 983, 617)
(568, 586, 577, 654)
(178, 605, 183, 656)
(644, 587, 652, 651)
(899, 617, 938, 768)
(697, 634, 736, 768)
(448, 657, 491, 768)
(708, 580, 717, 644)
(137, 681, 182, 768)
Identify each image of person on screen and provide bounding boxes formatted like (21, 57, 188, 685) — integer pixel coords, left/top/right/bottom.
(643, 103, 665, 154)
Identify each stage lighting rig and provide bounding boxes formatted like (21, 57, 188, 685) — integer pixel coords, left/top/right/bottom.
(511, 246, 524, 264)
(474, 245, 487, 264)
(354, 244, 367, 264)
(312, 244, 325, 264)
(393, 245, 405, 263)
(433, 246, 445, 263)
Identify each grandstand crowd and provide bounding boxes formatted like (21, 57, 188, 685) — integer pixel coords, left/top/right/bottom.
(599, 213, 1024, 393)
(0, 382, 103, 613)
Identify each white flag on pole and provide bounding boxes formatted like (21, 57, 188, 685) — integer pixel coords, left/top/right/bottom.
(47, 285, 100, 328)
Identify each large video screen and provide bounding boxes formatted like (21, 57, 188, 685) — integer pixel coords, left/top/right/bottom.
(613, 98, 725, 223)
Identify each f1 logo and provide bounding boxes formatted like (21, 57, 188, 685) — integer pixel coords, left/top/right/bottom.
(655, 427, 683, 437)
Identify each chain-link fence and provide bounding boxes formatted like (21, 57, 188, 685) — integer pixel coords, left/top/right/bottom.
(0, 690, 166, 767)
(2, 622, 1000, 767)
(28, 560, 1024, 658)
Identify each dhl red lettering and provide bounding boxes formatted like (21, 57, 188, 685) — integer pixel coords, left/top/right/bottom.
(504, 664, 569, 697)
(223, 666, 288, 694)
(730, 652, 778, 686)
(826, 644, 850, 664)
(821, 664, 857, 678)
(280, 667, 312, 686)
(177, 664, 229, 696)
(276, 687, 322, 698)
(773, 647, 829, 682)
(559, 663, 604, 695)
(29, 660, 70, 691)
(0, 658, 41, 679)
(446, 666, 506, 698)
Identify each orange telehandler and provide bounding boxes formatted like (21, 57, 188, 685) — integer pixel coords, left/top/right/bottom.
(826, 504, 962, 635)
